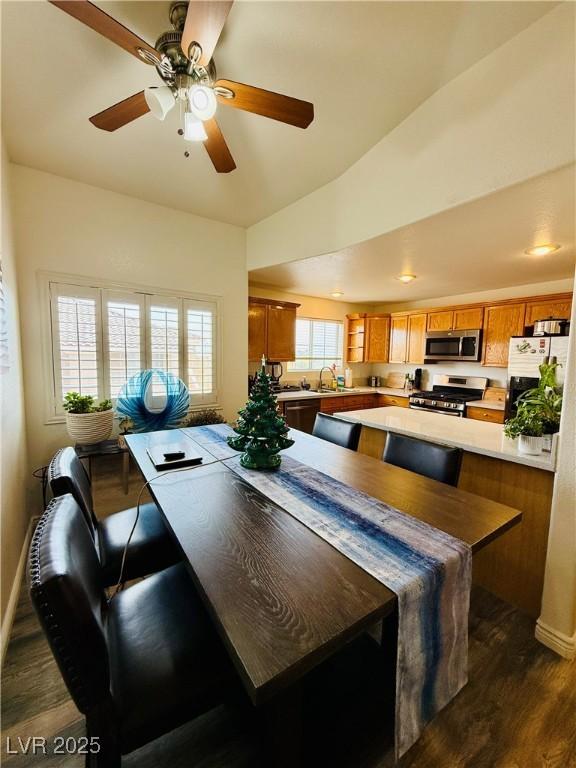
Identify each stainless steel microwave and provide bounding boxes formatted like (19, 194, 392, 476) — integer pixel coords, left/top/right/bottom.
(424, 329, 482, 362)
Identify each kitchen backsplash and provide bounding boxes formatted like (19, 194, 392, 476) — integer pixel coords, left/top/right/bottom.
(249, 360, 507, 390)
(371, 362, 508, 390)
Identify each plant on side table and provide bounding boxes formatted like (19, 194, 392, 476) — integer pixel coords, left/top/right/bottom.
(63, 392, 114, 446)
(504, 362, 563, 455)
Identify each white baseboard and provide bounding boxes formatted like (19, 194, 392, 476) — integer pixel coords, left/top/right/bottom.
(535, 618, 576, 660)
(1, 517, 36, 669)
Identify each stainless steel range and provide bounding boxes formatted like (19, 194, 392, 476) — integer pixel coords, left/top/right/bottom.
(409, 374, 488, 417)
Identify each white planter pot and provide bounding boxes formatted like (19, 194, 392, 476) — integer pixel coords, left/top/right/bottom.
(65, 410, 114, 445)
(518, 434, 544, 455)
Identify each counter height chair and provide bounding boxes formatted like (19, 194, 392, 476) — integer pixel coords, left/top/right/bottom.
(312, 413, 362, 451)
(29, 494, 239, 768)
(48, 447, 179, 587)
(382, 432, 463, 487)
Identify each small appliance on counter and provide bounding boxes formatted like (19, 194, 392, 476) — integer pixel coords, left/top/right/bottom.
(369, 376, 381, 387)
(409, 375, 487, 417)
(265, 361, 284, 392)
(413, 368, 423, 391)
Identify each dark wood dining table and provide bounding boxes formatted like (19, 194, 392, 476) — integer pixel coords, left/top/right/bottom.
(125, 426, 521, 759)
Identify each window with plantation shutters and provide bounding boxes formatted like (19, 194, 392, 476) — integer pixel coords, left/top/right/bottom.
(47, 278, 220, 417)
(288, 318, 344, 371)
(50, 285, 101, 400)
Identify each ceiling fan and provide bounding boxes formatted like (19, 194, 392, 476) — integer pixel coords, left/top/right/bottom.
(49, 0, 315, 173)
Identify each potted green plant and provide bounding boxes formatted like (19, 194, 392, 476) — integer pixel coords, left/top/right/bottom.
(503, 361, 563, 455)
(62, 392, 114, 445)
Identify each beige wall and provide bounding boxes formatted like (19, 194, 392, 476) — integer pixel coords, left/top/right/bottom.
(249, 284, 372, 383)
(11, 165, 247, 514)
(536, 268, 576, 657)
(0, 146, 29, 641)
(247, 4, 575, 271)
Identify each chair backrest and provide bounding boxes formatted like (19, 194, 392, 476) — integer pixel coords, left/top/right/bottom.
(382, 432, 463, 487)
(28, 494, 110, 714)
(48, 447, 97, 535)
(312, 413, 362, 451)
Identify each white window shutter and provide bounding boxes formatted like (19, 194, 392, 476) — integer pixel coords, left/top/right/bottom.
(184, 299, 217, 405)
(50, 283, 102, 409)
(102, 290, 146, 399)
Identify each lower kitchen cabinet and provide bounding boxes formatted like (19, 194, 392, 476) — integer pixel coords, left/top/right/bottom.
(319, 394, 378, 414)
(466, 405, 505, 424)
(378, 394, 410, 408)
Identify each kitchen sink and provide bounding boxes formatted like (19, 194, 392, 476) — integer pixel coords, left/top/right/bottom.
(310, 387, 356, 394)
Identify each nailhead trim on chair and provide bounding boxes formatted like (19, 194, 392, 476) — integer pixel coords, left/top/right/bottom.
(45, 447, 68, 487)
(29, 498, 92, 713)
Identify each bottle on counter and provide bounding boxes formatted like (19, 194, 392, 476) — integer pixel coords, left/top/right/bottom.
(344, 367, 353, 388)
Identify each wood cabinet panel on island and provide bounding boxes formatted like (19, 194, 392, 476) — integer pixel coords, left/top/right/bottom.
(482, 303, 526, 367)
(248, 297, 300, 362)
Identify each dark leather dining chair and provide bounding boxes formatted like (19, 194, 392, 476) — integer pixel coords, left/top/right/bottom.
(312, 413, 362, 451)
(48, 447, 179, 587)
(29, 494, 238, 768)
(382, 432, 463, 487)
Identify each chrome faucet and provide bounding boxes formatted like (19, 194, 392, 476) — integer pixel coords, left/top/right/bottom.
(318, 366, 336, 391)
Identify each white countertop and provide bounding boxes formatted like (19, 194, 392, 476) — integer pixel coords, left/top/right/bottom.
(466, 399, 505, 411)
(332, 406, 556, 472)
(276, 386, 411, 402)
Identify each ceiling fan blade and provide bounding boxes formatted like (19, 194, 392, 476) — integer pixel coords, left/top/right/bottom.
(90, 92, 150, 131)
(181, 1, 233, 66)
(215, 80, 314, 129)
(49, 1, 160, 63)
(203, 119, 236, 173)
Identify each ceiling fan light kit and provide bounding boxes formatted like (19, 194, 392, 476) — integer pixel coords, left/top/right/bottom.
(144, 86, 176, 121)
(48, 0, 315, 173)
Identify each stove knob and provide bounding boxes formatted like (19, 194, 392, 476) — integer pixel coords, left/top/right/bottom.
(431, 400, 437, 407)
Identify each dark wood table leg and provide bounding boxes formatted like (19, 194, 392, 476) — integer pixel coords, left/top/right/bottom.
(260, 683, 303, 768)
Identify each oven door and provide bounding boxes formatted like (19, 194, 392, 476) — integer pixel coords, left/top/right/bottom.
(424, 330, 481, 362)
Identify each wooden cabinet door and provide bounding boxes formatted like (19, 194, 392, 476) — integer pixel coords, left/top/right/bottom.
(267, 305, 297, 361)
(525, 299, 572, 326)
(482, 304, 526, 367)
(466, 405, 505, 424)
(378, 394, 409, 408)
(407, 314, 427, 364)
(427, 311, 453, 331)
(389, 316, 408, 363)
(453, 307, 484, 330)
(365, 317, 390, 362)
(248, 302, 267, 362)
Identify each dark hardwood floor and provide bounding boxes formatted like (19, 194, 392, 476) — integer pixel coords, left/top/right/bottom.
(2, 456, 575, 767)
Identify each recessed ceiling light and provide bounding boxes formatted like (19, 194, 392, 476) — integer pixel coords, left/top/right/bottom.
(396, 274, 416, 283)
(524, 244, 561, 257)
(330, 291, 344, 298)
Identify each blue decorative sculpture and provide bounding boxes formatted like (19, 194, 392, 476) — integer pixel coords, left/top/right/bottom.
(116, 369, 189, 433)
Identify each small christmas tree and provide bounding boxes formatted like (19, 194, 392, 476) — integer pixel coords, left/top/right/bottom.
(227, 357, 294, 469)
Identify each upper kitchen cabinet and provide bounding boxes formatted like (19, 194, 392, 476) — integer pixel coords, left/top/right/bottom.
(453, 306, 484, 330)
(388, 315, 409, 363)
(345, 315, 366, 363)
(407, 313, 427, 363)
(482, 303, 526, 367)
(427, 311, 453, 332)
(524, 296, 572, 326)
(365, 315, 390, 362)
(248, 297, 300, 362)
(427, 307, 484, 331)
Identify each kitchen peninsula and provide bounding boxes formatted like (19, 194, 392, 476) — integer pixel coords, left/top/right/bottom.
(333, 406, 556, 618)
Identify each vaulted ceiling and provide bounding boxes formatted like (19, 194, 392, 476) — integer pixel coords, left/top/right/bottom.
(1, 1, 558, 226)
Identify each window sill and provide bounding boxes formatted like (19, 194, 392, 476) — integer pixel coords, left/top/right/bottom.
(44, 404, 223, 427)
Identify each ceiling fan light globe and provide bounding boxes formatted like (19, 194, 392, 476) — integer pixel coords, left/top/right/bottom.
(188, 85, 217, 121)
(184, 112, 208, 142)
(144, 86, 176, 121)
